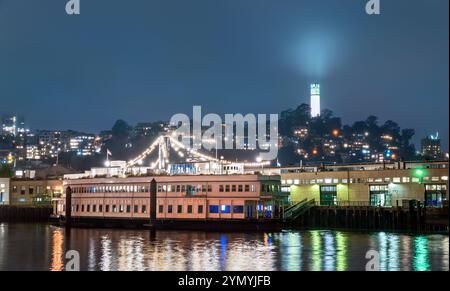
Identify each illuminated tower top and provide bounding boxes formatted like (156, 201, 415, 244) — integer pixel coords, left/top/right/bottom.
(310, 83, 321, 117)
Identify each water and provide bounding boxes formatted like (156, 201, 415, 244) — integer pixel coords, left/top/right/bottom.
(0, 223, 448, 271)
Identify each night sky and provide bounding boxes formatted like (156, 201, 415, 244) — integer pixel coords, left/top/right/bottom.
(0, 0, 448, 149)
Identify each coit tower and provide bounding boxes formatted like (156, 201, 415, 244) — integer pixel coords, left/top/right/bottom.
(310, 83, 321, 117)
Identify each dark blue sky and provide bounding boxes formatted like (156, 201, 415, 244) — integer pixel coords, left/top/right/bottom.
(0, 0, 448, 149)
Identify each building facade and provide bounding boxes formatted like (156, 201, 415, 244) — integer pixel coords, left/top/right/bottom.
(280, 161, 449, 208)
(0, 178, 10, 205)
(57, 174, 288, 221)
(9, 179, 64, 208)
(421, 134, 441, 160)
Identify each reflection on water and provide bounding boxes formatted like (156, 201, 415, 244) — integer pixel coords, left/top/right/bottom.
(0, 223, 448, 271)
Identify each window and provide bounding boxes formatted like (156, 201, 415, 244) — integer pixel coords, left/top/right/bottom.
(126, 205, 131, 213)
(99, 205, 103, 212)
(119, 205, 124, 213)
(112, 205, 117, 213)
(87, 205, 90, 212)
(29, 187, 34, 195)
(233, 206, 244, 214)
(221, 205, 231, 213)
(320, 185, 337, 206)
(76, 205, 79, 212)
(141, 205, 147, 213)
(225, 185, 230, 192)
(93, 205, 97, 212)
(187, 205, 193, 214)
(402, 177, 410, 183)
(81, 205, 85, 212)
(105, 205, 109, 212)
(231, 185, 236, 192)
(393, 177, 401, 183)
(207, 185, 212, 192)
(198, 205, 204, 214)
(369, 185, 391, 207)
(37, 186, 44, 195)
(245, 185, 250, 192)
(168, 205, 173, 213)
(158, 205, 164, 213)
(238, 185, 243, 192)
(176, 185, 181, 192)
(177, 205, 183, 213)
(134, 205, 139, 213)
(209, 205, 219, 213)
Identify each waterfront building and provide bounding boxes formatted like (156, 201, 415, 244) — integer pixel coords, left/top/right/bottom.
(9, 178, 64, 209)
(56, 174, 288, 221)
(0, 178, 10, 205)
(278, 161, 449, 208)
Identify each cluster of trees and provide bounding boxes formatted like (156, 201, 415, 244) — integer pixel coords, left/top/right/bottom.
(278, 103, 417, 164)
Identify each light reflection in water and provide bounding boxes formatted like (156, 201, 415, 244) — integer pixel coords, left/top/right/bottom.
(323, 232, 336, 271)
(280, 232, 302, 271)
(99, 235, 112, 271)
(88, 238, 96, 271)
(1, 224, 447, 271)
(310, 230, 322, 271)
(50, 228, 64, 271)
(413, 236, 430, 271)
(378, 232, 388, 271)
(335, 232, 347, 271)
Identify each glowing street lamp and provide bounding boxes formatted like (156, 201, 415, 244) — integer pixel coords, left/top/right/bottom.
(414, 168, 425, 184)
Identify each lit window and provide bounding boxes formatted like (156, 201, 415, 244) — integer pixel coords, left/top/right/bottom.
(393, 177, 401, 183)
(287, 179, 293, 185)
(412, 177, 420, 183)
(294, 179, 299, 185)
(442, 176, 448, 181)
(402, 177, 410, 183)
(333, 179, 339, 184)
(325, 179, 332, 184)
(221, 205, 231, 213)
(432, 177, 439, 182)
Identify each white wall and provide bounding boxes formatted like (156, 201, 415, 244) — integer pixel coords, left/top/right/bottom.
(0, 178, 10, 205)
